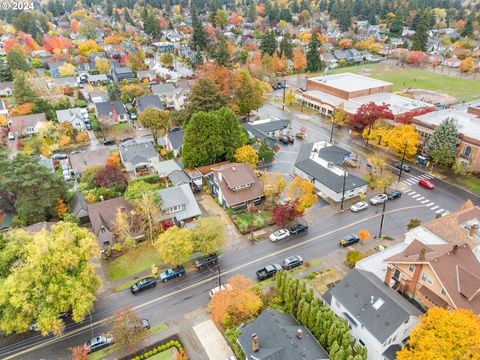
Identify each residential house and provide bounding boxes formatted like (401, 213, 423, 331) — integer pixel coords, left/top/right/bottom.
(243, 118, 290, 147)
(53, 77, 78, 88)
(9, 113, 47, 136)
(137, 70, 158, 83)
(164, 129, 184, 157)
(134, 95, 164, 113)
(118, 140, 159, 176)
(94, 100, 129, 124)
(294, 141, 367, 202)
(38, 155, 54, 173)
(56, 108, 88, 130)
(152, 41, 175, 53)
(151, 83, 177, 102)
(89, 91, 110, 103)
(70, 191, 89, 224)
(158, 184, 202, 226)
(111, 66, 135, 82)
(87, 74, 108, 86)
(168, 170, 192, 187)
(48, 61, 66, 77)
(237, 309, 330, 360)
(384, 240, 480, 314)
(0, 81, 13, 96)
(69, 148, 111, 176)
(153, 158, 182, 178)
(185, 169, 203, 192)
(88, 197, 141, 251)
(208, 163, 264, 211)
(411, 108, 480, 171)
(326, 269, 422, 360)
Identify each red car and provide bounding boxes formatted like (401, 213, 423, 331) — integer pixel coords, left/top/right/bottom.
(419, 178, 435, 189)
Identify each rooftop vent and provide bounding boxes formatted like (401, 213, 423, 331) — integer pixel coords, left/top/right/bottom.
(372, 298, 385, 311)
(296, 329, 303, 339)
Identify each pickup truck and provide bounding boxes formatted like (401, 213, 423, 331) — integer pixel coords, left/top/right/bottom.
(160, 266, 185, 282)
(256, 264, 282, 281)
(195, 254, 218, 269)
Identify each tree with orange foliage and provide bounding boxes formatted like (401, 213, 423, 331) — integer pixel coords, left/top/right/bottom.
(42, 37, 73, 54)
(287, 176, 317, 211)
(293, 47, 307, 74)
(71, 19, 80, 33)
(460, 56, 474, 73)
(58, 135, 71, 148)
(57, 198, 68, 219)
(75, 132, 89, 143)
(71, 346, 89, 360)
(338, 39, 352, 49)
(272, 53, 288, 73)
(3, 38, 19, 53)
(358, 229, 370, 240)
(195, 62, 237, 97)
(9, 103, 33, 116)
(210, 275, 263, 327)
(106, 151, 121, 168)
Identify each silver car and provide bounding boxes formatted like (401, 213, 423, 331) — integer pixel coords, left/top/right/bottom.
(370, 194, 388, 205)
(350, 201, 368, 212)
(269, 229, 290, 242)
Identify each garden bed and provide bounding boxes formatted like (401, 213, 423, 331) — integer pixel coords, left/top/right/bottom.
(230, 206, 275, 234)
(119, 335, 186, 360)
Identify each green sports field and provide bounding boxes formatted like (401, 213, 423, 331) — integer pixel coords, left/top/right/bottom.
(327, 63, 480, 103)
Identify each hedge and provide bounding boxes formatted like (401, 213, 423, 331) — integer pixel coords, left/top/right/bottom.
(129, 340, 185, 360)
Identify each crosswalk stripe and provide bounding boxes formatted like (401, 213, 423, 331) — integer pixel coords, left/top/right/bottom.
(426, 202, 434, 206)
(406, 190, 416, 195)
(410, 176, 422, 181)
(436, 208, 444, 214)
(404, 179, 415, 185)
(423, 174, 433, 179)
(416, 196, 425, 201)
(430, 205, 439, 210)
(412, 194, 421, 198)
(421, 199, 430, 204)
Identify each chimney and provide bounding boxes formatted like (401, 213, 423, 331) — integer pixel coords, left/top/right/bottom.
(452, 244, 458, 254)
(469, 224, 478, 237)
(251, 333, 259, 352)
(370, 296, 374, 304)
(418, 248, 426, 261)
(296, 329, 303, 339)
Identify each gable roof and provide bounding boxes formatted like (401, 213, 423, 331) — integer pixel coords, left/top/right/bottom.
(135, 95, 164, 113)
(94, 100, 127, 116)
(56, 108, 84, 124)
(238, 309, 329, 360)
(385, 240, 480, 312)
(151, 83, 176, 96)
(69, 149, 110, 174)
(151, 159, 182, 177)
(119, 140, 158, 166)
(88, 197, 130, 237)
(166, 130, 184, 150)
(71, 191, 89, 218)
(8, 113, 47, 133)
(329, 269, 422, 343)
(168, 170, 191, 186)
(158, 184, 201, 222)
(249, 119, 290, 133)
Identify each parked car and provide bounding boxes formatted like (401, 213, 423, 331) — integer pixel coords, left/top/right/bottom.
(387, 190, 402, 200)
(51, 153, 68, 160)
(160, 266, 185, 282)
(103, 139, 116, 145)
(350, 201, 368, 212)
(120, 136, 134, 142)
(282, 255, 304, 270)
(129, 319, 150, 330)
(85, 122, 92, 130)
(279, 135, 290, 145)
(7, 132, 14, 140)
(393, 162, 410, 172)
(419, 178, 435, 189)
(130, 277, 156, 294)
(209, 284, 232, 298)
(129, 112, 137, 121)
(195, 254, 218, 269)
(269, 229, 290, 242)
(84, 335, 113, 353)
(286, 135, 295, 143)
(289, 223, 309, 235)
(340, 234, 360, 247)
(29, 312, 69, 332)
(370, 194, 388, 205)
(256, 264, 282, 280)
(271, 83, 279, 90)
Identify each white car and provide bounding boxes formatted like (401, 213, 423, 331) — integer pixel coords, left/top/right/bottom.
(7, 132, 14, 140)
(370, 194, 388, 205)
(350, 201, 368, 212)
(269, 229, 290, 242)
(209, 284, 232, 298)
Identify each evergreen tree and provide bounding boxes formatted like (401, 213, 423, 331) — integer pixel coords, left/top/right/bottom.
(301, 302, 310, 325)
(212, 39, 229, 67)
(462, 13, 474, 38)
(279, 32, 294, 59)
(6, 45, 29, 72)
(185, 78, 227, 124)
(247, 0, 257, 20)
(411, 12, 428, 51)
(13, 71, 36, 105)
(236, 69, 264, 118)
(144, 13, 162, 37)
(124, 9, 134, 24)
(425, 117, 459, 166)
(191, 5, 207, 51)
(260, 30, 277, 56)
(113, 11, 121, 23)
(306, 32, 323, 72)
(389, 10, 404, 37)
(0, 59, 12, 81)
(108, 82, 121, 100)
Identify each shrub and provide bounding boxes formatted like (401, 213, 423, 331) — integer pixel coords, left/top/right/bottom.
(346, 250, 362, 267)
(152, 348, 157, 354)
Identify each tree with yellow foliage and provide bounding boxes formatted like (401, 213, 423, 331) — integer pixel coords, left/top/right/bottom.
(106, 151, 121, 168)
(262, 170, 286, 201)
(398, 308, 480, 360)
(287, 176, 317, 211)
(382, 124, 420, 157)
(95, 57, 110, 74)
(59, 63, 75, 77)
(77, 39, 103, 56)
(460, 56, 474, 73)
(234, 145, 259, 168)
(71, 9, 88, 19)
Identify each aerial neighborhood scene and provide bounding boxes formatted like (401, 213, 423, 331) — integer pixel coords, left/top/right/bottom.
(1, 0, 480, 359)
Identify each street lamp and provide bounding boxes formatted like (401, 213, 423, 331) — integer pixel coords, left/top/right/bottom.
(340, 170, 347, 210)
(281, 80, 287, 110)
(379, 199, 387, 238)
(398, 140, 408, 182)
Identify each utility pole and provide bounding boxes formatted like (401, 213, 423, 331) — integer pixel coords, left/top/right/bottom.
(340, 170, 347, 210)
(282, 79, 287, 110)
(216, 263, 222, 289)
(329, 113, 335, 143)
(398, 140, 408, 182)
(379, 199, 387, 238)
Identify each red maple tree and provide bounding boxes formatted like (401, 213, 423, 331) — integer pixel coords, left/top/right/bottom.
(395, 107, 436, 124)
(350, 102, 394, 131)
(272, 200, 303, 226)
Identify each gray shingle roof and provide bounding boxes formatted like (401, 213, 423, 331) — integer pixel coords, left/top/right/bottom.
(238, 309, 330, 360)
(119, 140, 158, 166)
(167, 130, 184, 150)
(95, 100, 127, 116)
(243, 123, 276, 148)
(250, 119, 289, 133)
(318, 145, 351, 165)
(168, 170, 191, 186)
(135, 95, 164, 113)
(295, 143, 367, 193)
(330, 269, 422, 343)
(158, 184, 201, 222)
(151, 83, 176, 96)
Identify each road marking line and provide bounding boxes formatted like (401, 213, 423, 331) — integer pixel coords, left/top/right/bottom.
(430, 205, 439, 210)
(426, 202, 434, 206)
(407, 191, 416, 195)
(416, 196, 425, 201)
(421, 199, 430, 204)
(436, 208, 445, 214)
(412, 194, 421, 198)
(403, 180, 415, 185)
(0, 204, 429, 360)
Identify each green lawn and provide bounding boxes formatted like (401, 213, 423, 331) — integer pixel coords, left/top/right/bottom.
(149, 348, 175, 360)
(456, 174, 480, 192)
(233, 210, 274, 234)
(108, 242, 164, 282)
(328, 63, 480, 103)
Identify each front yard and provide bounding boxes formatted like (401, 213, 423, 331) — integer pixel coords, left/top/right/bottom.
(230, 206, 275, 234)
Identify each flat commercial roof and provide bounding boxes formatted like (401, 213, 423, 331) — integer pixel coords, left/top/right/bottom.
(309, 72, 393, 92)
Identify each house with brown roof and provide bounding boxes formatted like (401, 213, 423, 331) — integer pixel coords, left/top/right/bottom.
(384, 239, 480, 313)
(88, 197, 142, 251)
(69, 148, 111, 176)
(8, 113, 47, 137)
(207, 163, 264, 211)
